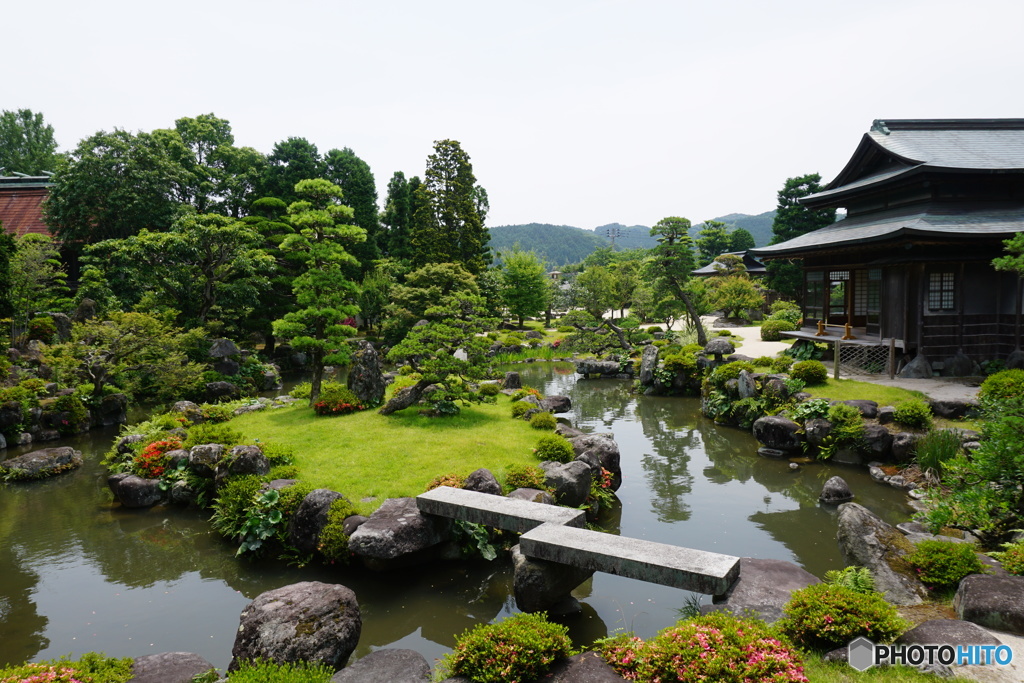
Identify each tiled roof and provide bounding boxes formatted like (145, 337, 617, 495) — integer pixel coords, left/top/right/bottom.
(0, 184, 51, 237)
(804, 119, 1024, 205)
(752, 203, 1024, 258)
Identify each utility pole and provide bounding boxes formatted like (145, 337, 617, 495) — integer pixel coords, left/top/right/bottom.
(605, 226, 621, 249)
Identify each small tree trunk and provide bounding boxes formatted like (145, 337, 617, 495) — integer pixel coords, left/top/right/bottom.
(379, 379, 431, 415)
(308, 350, 325, 406)
(680, 291, 707, 345)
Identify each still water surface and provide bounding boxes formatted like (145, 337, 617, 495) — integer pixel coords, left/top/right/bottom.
(0, 364, 913, 669)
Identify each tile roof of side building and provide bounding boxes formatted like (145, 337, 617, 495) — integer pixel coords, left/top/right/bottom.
(0, 175, 54, 238)
(752, 119, 1024, 258)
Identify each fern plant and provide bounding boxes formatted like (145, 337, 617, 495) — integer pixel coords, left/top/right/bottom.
(824, 566, 875, 594)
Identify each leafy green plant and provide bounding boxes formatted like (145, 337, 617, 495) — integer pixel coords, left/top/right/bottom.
(50, 392, 90, 435)
(234, 487, 284, 557)
(703, 390, 732, 421)
(451, 519, 498, 561)
(317, 498, 356, 565)
(784, 341, 825, 361)
(913, 429, 962, 477)
(904, 540, 984, 591)
(894, 398, 932, 430)
(823, 566, 875, 594)
(598, 611, 807, 683)
(434, 612, 573, 682)
(534, 433, 575, 463)
(226, 658, 333, 682)
(815, 402, 866, 460)
(789, 398, 831, 423)
(730, 396, 770, 429)
(529, 411, 556, 430)
(989, 537, 1024, 575)
(790, 360, 828, 385)
(778, 583, 908, 651)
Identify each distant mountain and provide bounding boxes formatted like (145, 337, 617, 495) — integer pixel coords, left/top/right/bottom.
(712, 211, 776, 248)
(487, 223, 607, 267)
(488, 211, 777, 267)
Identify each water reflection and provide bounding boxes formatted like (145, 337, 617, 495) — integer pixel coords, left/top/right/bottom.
(0, 363, 915, 669)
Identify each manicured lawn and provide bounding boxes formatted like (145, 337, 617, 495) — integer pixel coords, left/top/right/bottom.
(804, 378, 926, 406)
(229, 395, 545, 512)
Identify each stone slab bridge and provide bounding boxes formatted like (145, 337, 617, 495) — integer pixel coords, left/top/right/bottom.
(417, 487, 740, 614)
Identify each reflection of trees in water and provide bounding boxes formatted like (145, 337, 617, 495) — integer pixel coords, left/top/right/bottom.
(634, 397, 699, 523)
(0, 491, 48, 666)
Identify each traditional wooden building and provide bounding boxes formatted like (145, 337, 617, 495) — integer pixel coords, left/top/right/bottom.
(753, 119, 1024, 372)
(690, 251, 767, 277)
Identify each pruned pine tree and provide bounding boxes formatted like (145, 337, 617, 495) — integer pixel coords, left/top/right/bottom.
(271, 179, 366, 405)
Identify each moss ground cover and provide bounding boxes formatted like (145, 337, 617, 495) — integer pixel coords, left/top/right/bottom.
(229, 395, 542, 512)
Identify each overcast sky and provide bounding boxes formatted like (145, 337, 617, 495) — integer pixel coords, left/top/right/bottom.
(7, 0, 1024, 230)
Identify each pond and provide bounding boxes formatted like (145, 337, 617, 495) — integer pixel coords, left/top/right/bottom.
(0, 363, 914, 670)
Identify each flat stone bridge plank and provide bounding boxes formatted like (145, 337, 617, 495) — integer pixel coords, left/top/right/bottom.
(416, 486, 586, 533)
(520, 522, 740, 595)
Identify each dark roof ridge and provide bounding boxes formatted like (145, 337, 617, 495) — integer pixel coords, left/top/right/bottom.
(872, 118, 1024, 133)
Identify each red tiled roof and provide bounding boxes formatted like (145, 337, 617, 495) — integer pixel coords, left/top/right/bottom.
(0, 186, 51, 237)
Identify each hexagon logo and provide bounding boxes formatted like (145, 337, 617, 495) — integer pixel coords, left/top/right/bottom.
(848, 636, 876, 672)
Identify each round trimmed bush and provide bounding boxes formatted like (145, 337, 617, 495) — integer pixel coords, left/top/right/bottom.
(893, 398, 933, 430)
(980, 368, 1024, 402)
(599, 611, 807, 683)
(768, 300, 803, 327)
(770, 355, 794, 373)
(478, 383, 500, 397)
(778, 583, 908, 651)
(993, 541, 1024, 575)
(435, 612, 573, 682)
(708, 360, 756, 386)
(904, 540, 984, 590)
(761, 319, 796, 341)
(789, 360, 828, 385)
(534, 433, 575, 462)
(504, 464, 548, 491)
(529, 411, 557, 430)
(510, 400, 534, 418)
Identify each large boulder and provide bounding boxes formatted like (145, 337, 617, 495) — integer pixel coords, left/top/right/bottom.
(288, 489, 348, 555)
(930, 399, 978, 420)
(108, 473, 163, 508)
(90, 393, 128, 427)
(710, 557, 820, 624)
(1, 446, 82, 480)
(348, 497, 452, 570)
(204, 381, 240, 403)
(752, 416, 803, 452)
(568, 433, 621, 491)
(511, 544, 593, 616)
(575, 359, 622, 377)
(217, 445, 270, 479)
(819, 476, 854, 504)
(539, 395, 572, 414)
(209, 338, 241, 358)
(540, 651, 627, 682)
(331, 648, 431, 682)
(539, 460, 592, 508)
(503, 371, 522, 390)
(230, 581, 361, 671)
(836, 399, 878, 419)
(891, 432, 921, 463)
(899, 353, 933, 379)
(639, 344, 659, 385)
(955, 574, 1024, 635)
(128, 652, 216, 683)
(836, 502, 928, 605)
(188, 443, 226, 477)
(862, 423, 893, 460)
(347, 341, 386, 406)
(0, 400, 22, 430)
(462, 468, 502, 496)
(508, 488, 556, 505)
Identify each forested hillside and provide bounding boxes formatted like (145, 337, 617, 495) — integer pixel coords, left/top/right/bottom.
(489, 211, 776, 267)
(487, 223, 608, 266)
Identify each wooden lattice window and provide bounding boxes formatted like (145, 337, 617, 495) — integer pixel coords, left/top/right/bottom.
(927, 271, 955, 312)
